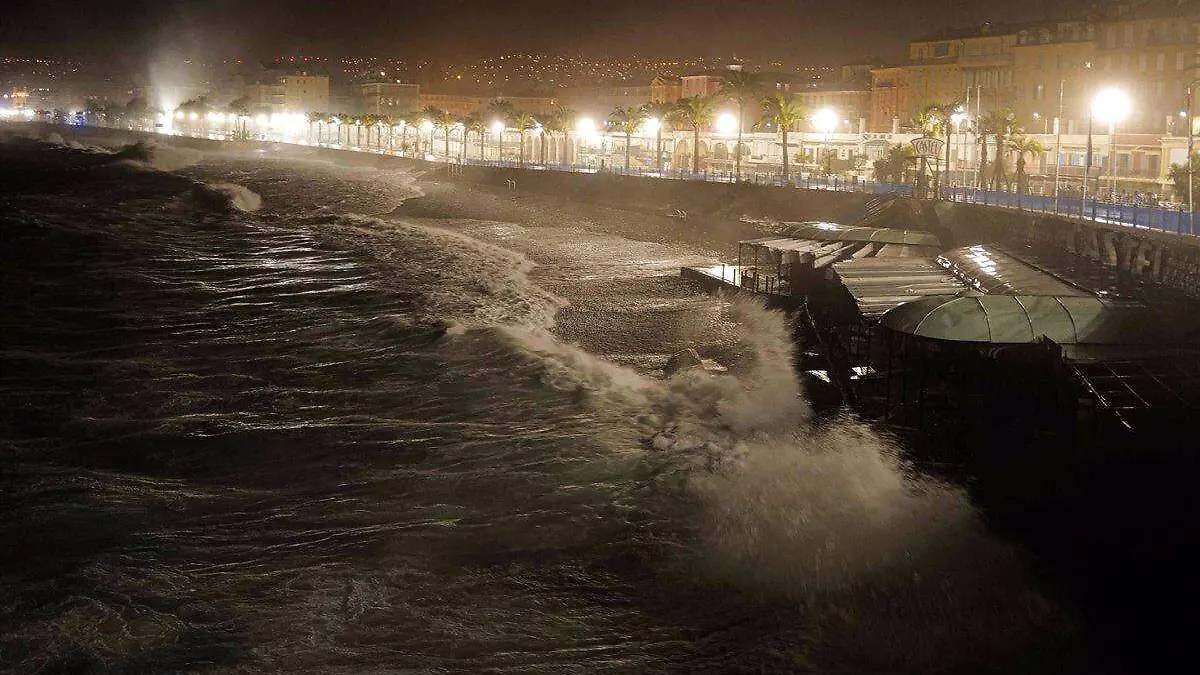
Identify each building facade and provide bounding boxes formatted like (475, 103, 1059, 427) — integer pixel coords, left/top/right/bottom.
(281, 74, 329, 113)
(359, 82, 420, 115)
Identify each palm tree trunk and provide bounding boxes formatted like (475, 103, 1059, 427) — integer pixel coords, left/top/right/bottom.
(735, 101, 743, 181)
(692, 127, 700, 173)
(979, 137, 988, 189)
(624, 132, 631, 171)
(992, 134, 1005, 190)
(781, 129, 789, 180)
(656, 128, 662, 173)
(445, 131, 450, 159)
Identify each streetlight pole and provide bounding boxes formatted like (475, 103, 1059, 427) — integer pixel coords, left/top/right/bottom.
(1053, 79, 1064, 211)
(1082, 113, 1093, 219)
(1188, 79, 1196, 234)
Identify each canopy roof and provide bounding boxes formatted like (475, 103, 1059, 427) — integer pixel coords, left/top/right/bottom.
(880, 295, 1171, 345)
(778, 222, 942, 247)
(830, 258, 970, 318)
(937, 245, 1089, 297)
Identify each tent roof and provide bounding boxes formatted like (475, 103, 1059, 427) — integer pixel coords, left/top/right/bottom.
(778, 221, 942, 247)
(937, 245, 1090, 297)
(880, 295, 1171, 345)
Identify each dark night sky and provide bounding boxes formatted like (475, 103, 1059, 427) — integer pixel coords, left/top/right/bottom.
(1, 0, 1097, 65)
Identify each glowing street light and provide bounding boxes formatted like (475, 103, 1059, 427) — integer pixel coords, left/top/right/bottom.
(811, 107, 838, 134)
(1092, 87, 1131, 198)
(715, 112, 738, 135)
(811, 107, 838, 176)
(1091, 87, 1132, 125)
(491, 120, 506, 163)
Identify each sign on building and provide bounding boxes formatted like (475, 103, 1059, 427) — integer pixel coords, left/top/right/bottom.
(910, 136, 944, 159)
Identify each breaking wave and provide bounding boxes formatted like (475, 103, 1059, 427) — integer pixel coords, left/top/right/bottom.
(203, 183, 263, 212)
(307, 213, 567, 331)
(501, 295, 1075, 670)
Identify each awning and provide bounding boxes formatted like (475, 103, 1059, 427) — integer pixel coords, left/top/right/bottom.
(880, 295, 1171, 345)
(778, 221, 942, 247)
(936, 245, 1090, 297)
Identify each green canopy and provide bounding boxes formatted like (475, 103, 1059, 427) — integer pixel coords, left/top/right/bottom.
(778, 222, 941, 247)
(880, 295, 1170, 345)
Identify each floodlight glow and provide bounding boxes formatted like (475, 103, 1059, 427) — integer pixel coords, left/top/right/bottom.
(491, 120, 505, 133)
(189, 112, 198, 121)
(575, 117, 595, 136)
(255, 114, 268, 126)
(715, 112, 738, 135)
(175, 111, 184, 120)
(642, 117, 660, 134)
(1091, 87, 1131, 125)
(420, 119, 434, 132)
(811, 107, 838, 134)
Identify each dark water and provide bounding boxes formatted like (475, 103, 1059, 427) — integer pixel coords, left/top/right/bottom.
(2, 130, 1094, 673)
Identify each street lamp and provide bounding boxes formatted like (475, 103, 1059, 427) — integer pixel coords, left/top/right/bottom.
(715, 112, 738, 135)
(1091, 87, 1131, 201)
(951, 108, 969, 195)
(812, 107, 838, 178)
(642, 117, 661, 173)
(491, 120, 505, 163)
(1187, 79, 1198, 234)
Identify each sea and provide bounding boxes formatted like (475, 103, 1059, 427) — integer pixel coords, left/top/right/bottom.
(1, 127, 1102, 673)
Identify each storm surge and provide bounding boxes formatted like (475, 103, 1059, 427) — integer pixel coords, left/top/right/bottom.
(0, 138, 1086, 675)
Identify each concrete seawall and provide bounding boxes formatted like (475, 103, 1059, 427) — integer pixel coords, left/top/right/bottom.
(24, 123, 1200, 298)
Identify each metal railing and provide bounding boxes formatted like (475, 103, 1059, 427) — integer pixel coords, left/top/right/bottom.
(944, 187, 1195, 236)
(81, 120, 1197, 237)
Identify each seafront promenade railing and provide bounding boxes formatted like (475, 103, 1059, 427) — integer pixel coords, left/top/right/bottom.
(90, 121, 1199, 238)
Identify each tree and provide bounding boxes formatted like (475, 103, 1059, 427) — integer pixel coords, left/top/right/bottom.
(540, 105, 573, 165)
(1008, 135, 1045, 193)
(512, 112, 538, 167)
(720, 69, 763, 181)
(980, 108, 1020, 190)
(643, 102, 674, 173)
(759, 93, 807, 181)
(430, 109, 457, 158)
(912, 101, 959, 194)
(608, 105, 649, 172)
(464, 112, 485, 161)
(306, 111, 324, 144)
(675, 95, 716, 174)
(873, 144, 916, 184)
(1168, 156, 1199, 209)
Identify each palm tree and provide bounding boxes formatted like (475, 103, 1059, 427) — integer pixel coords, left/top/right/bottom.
(911, 101, 960, 194)
(720, 69, 763, 181)
(540, 105, 573, 165)
(759, 93, 807, 181)
(980, 108, 1020, 190)
(1008, 135, 1045, 193)
(431, 109, 457, 159)
(675, 95, 716, 174)
(873, 144, 917, 184)
(643, 102, 674, 174)
(464, 112, 485, 162)
(305, 111, 323, 144)
(1169, 156, 1199, 209)
(609, 105, 649, 172)
(513, 112, 538, 167)
(485, 100, 514, 163)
